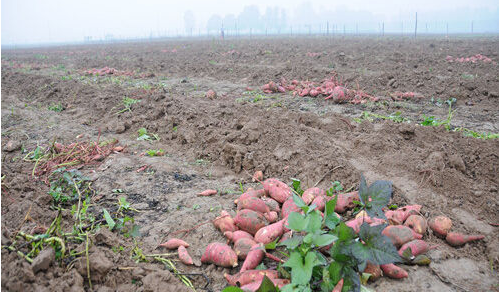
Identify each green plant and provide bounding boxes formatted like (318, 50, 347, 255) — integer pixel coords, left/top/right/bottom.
(117, 96, 141, 114)
(145, 149, 165, 157)
(48, 167, 93, 206)
(354, 111, 409, 123)
(137, 128, 160, 141)
(209, 60, 217, 65)
(48, 103, 64, 112)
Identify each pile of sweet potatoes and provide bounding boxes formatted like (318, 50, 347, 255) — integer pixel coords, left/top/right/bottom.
(261, 74, 379, 104)
(446, 54, 494, 64)
(85, 67, 135, 77)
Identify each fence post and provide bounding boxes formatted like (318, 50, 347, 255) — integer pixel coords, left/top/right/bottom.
(414, 12, 417, 38)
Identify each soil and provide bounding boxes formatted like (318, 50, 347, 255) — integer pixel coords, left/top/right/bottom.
(1, 36, 498, 292)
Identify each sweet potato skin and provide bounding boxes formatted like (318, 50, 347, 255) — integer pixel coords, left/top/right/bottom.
(254, 220, 285, 244)
(363, 262, 382, 281)
(234, 209, 268, 235)
(159, 238, 190, 249)
(429, 216, 452, 237)
(214, 210, 238, 233)
(240, 243, 265, 272)
(335, 191, 360, 213)
(332, 279, 344, 292)
(240, 278, 290, 291)
(224, 270, 279, 286)
(201, 242, 238, 267)
(234, 238, 257, 260)
(311, 195, 326, 211)
(445, 232, 485, 247)
(263, 178, 291, 203)
(224, 230, 253, 245)
(237, 197, 270, 214)
(398, 239, 429, 257)
(302, 187, 326, 205)
(282, 199, 301, 218)
(382, 225, 423, 248)
(262, 197, 280, 212)
(381, 263, 408, 279)
(235, 189, 265, 204)
(264, 211, 279, 223)
(178, 246, 193, 265)
(404, 215, 427, 235)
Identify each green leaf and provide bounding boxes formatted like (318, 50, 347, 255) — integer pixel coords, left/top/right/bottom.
(291, 178, 304, 195)
(265, 238, 280, 250)
(303, 233, 313, 244)
(365, 180, 392, 219)
(129, 225, 141, 238)
(352, 223, 401, 266)
(305, 211, 322, 233)
(324, 195, 340, 229)
(279, 235, 303, 250)
(287, 212, 308, 231)
(283, 251, 320, 285)
(336, 222, 355, 242)
(358, 174, 368, 206)
(312, 233, 337, 248)
(221, 287, 245, 292)
(292, 193, 307, 209)
(256, 275, 278, 292)
(102, 208, 115, 230)
(256, 262, 268, 270)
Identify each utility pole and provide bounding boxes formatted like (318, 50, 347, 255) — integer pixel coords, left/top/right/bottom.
(446, 23, 449, 37)
(327, 21, 329, 36)
(414, 12, 418, 38)
(382, 22, 384, 37)
(356, 23, 358, 36)
(471, 21, 474, 34)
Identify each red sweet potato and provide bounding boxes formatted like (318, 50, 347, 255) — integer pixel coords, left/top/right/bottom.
(254, 220, 285, 244)
(237, 197, 270, 214)
(264, 211, 279, 223)
(159, 238, 190, 249)
(346, 216, 381, 233)
(197, 189, 217, 196)
(311, 195, 326, 211)
(332, 279, 344, 292)
(235, 238, 257, 260)
(252, 170, 263, 182)
(235, 189, 265, 204)
(234, 209, 268, 235)
(385, 209, 418, 225)
(397, 204, 422, 213)
(279, 231, 292, 243)
(240, 278, 290, 291)
(240, 243, 265, 272)
(224, 230, 253, 243)
(263, 178, 291, 203)
(382, 225, 423, 248)
(404, 215, 427, 235)
(429, 216, 452, 237)
(262, 197, 280, 212)
(363, 262, 382, 281)
(398, 239, 429, 257)
(282, 198, 301, 218)
(335, 191, 360, 213)
(214, 210, 238, 233)
(445, 232, 485, 247)
(178, 246, 193, 265)
(224, 269, 279, 286)
(381, 263, 408, 279)
(201, 242, 238, 267)
(302, 187, 326, 205)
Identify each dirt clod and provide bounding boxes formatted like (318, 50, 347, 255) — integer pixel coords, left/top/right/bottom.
(32, 247, 55, 273)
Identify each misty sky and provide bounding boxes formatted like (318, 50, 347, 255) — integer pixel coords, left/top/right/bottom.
(2, 0, 498, 45)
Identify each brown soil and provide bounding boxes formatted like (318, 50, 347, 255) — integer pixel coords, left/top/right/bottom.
(2, 36, 498, 292)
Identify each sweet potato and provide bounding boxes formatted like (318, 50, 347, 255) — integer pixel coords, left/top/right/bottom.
(214, 210, 238, 233)
(263, 178, 291, 203)
(302, 187, 326, 205)
(224, 230, 253, 244)
(240, 278, 290, 291)
(332, 279, 344, 292)
(235, 189, 266, 204)
(397, 204, 422, 213)
(254, 220, 285, 244)
(264, 211, 279, 223)
(363, 262, 382, 281)
(224, 270, 279, 286)
(178, 246, 193, 265)
(346, 216, 383, 233)
(404, 215, 427, 235)
(445, 232, 485, 247)
(252, 170, 263, 182)
(197, 189, 217, 196)
(385, 209, 418, 225)
(428, 216, 452, 237)
(237, 197, 270, 214)
(234, 209, 268, 235)
(159, 238, 189, 249)
(398, 239, 429, 257)
(311, 195, 326, 211)
(235, 238, 257, 260)
(279, 231, 292, 243)
(335, 191, 360, 213)
(201, 242, 238, 267)
(240, 243, 265, 272)
(262, 197, 280, 212)
(381, 263, 408, 279)
(382, 225, 423, 247)
(282, 198, 301, 218)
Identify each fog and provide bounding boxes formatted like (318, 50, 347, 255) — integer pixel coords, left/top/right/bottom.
(2, 0, 498, 45)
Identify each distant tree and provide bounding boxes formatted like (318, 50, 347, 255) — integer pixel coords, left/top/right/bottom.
(237, 5, 262, 32)
(224, 14, 237, 32)
(184, 10, 195, 35)
(207, 14, 222, 33)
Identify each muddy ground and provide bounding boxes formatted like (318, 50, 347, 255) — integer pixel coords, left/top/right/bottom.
(1, 36, 498, 292)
